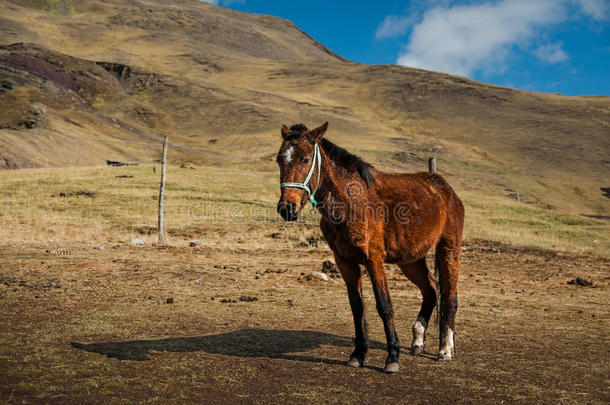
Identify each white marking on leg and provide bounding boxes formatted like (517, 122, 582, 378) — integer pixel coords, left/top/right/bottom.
(412, 320, 425, 348)
(439, 327, 454, 360)
(283, 146, 294, 163)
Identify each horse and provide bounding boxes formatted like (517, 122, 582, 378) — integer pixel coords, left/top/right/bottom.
(275, 122, 464, 373)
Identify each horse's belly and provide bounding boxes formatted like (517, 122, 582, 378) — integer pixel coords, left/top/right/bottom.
(383, 223, 442, 263)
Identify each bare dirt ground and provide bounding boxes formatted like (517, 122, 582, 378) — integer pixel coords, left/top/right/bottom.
(1, 237, 608, 403)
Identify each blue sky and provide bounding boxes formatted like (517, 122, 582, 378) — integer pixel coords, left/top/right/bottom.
(205, 0, 610, 96)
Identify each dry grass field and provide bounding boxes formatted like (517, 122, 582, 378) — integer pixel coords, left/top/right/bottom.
(0, 165, 608, 403)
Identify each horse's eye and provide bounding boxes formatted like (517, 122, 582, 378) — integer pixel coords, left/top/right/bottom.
(302, 157, 310, 164)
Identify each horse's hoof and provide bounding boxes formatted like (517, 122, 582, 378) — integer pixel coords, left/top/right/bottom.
(411, 344, 424, 356)
(383, 362, 400, 374)
(438, 351, 452, 361)
(347, 357, 362, 368)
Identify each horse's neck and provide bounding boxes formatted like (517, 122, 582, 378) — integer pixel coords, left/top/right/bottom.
(317, 150, 358, 221)
(318, 151, 341, 197)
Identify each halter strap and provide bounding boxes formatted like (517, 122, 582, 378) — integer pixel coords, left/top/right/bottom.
(280, 143, 322, 207)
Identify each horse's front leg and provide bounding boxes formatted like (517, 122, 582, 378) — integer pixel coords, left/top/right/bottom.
(334, 254, 369, 367)
(366, 256, 400, 373)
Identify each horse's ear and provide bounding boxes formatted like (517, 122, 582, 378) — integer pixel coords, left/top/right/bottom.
(307, 122, 328, 143)
(281, 125, 291, 138)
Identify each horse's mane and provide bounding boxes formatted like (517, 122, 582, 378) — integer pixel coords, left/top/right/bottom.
(289, 124, 375, 186)
(321, 138, 375, 186)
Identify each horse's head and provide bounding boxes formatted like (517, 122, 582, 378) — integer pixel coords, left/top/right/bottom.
(276, 122, 328, 221)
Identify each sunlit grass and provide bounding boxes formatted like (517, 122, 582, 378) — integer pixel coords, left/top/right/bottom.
(0, 165, 607, 256)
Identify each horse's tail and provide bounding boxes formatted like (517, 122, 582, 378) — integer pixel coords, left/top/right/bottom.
(434, 247, 441, 324)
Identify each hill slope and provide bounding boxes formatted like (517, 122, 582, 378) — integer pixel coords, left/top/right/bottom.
(0, 0, 608, 220)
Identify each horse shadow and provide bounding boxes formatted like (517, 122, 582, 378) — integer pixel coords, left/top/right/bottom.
(71, 328, 396, 368)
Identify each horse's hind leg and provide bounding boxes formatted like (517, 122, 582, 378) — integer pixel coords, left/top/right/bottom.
(436, 239, 461, 361)
(398, 259, 438, 355)
(334, 254, 369, 368)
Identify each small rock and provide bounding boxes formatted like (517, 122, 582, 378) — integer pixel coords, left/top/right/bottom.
(567, 277, 593, 287)
(189, 240, 201, 247)
(166, 298, 174, 304)
(29, 102, 47, 116)
(130, 237, 144, 246)
(490, 307, 502, 314)
(239, 295, 258, 302)
(306, 237, 319, 247)
(322, 259, 338, 274)
(312, 271, 329, 281)
(93, 245, 105, 250)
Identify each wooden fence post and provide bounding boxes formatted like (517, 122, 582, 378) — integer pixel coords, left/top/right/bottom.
(158, 135, 168, 245)
(428, 157, 436, 173)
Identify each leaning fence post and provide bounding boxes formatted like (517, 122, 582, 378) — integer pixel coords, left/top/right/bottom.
(158, 135, 169, 245)
(428, 157, 436, 173)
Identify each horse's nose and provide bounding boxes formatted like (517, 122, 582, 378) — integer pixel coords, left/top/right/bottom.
(277, 202, 298, 221)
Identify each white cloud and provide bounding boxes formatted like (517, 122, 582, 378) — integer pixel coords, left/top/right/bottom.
(198, 0, 219, 4)
(396, 0, 568, 76)
(376, 15, 415, 39)
(390, 0, 608, 76)
(534, 43, 569, 63)
(574, 0, 610, 20)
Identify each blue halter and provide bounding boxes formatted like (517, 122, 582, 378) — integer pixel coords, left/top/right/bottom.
(280, 143, 322, 207)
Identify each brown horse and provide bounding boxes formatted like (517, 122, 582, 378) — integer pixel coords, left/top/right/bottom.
(276, 122, 464, 373)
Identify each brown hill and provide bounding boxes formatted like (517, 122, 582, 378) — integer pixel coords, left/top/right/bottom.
(0, 0, 608, 218)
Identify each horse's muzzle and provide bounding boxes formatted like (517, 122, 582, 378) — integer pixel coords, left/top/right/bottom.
(277, 201, 298, 221)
